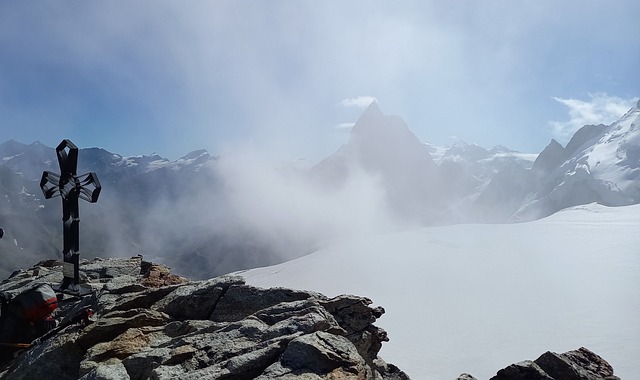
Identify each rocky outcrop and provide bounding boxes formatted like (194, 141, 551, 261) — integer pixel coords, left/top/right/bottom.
(457, 347, 619, 380)
(0, 257, 408, 380)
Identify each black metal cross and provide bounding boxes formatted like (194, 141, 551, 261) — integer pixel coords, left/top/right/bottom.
(40, 139, 101, 292)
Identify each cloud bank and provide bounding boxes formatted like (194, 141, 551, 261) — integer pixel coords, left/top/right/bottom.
(212, 150, 397, 250)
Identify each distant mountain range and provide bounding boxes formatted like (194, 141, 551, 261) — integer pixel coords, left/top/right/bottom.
(313, 99, 640, 224)
(0, 140, 224, 279)
(1, 98, 638, 279)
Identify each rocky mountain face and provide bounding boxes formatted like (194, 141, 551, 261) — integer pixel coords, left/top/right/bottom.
(0, 258, 620, 379)
(0, 257, 408, 380)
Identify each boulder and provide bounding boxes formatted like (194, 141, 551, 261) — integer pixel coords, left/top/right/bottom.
(488, 347, 620, 380)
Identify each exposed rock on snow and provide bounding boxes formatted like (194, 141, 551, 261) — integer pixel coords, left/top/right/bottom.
(0, 257, 407, 380)
(455, 347, 619, 380)
(488, 347, 619, 380)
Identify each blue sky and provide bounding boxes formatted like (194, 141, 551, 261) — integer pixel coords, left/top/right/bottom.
(1, 1, 638, 161)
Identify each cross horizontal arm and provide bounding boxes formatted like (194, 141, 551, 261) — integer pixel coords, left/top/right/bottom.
(76, 172, 101, 203)
(40, 171, 62, 199)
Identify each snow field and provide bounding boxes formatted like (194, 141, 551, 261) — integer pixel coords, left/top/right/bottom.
(241, 203, 640, 379)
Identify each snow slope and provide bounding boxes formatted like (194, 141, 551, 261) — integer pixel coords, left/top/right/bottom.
(239, 203, 640, 379)
(575, 102, 640, 199)
(513, 102, 640, 221)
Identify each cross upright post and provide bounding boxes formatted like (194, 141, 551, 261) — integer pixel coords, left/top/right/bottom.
(40, 139, 101, 294)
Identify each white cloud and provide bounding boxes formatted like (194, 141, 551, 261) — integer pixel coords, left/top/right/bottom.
(208, 150, 397, 260)
(335, 122, 355, 130)
(549, 93, 639, 142)
(339, 96, 378, 109)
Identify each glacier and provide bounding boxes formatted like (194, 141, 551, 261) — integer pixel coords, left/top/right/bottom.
(240, 202, 640, 379)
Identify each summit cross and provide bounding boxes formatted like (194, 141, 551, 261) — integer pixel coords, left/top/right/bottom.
(40, 139, 101, 292)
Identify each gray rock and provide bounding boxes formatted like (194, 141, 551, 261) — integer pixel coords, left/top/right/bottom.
(152, 275, 244, 320)
(491, 360, 554, 380)
(489, 347, 620, 380)
(79, 362, 131, 380)
(374, 358, 412, 380)
(81, 257, 143, 280)
(255, 300, 346, 339)
(76, 308, 171, 349)
(210, 284, 318, 322)
(534, 351, 584, 380)
(281, 331, 364, 374)
(456, 374, 478, 380)
(1, 330, 85, 380)
(103, 284, 180, 313)
(558, 347, 619, 380)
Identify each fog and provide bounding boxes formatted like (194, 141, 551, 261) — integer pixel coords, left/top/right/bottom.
(214, 151, 398, 246)
(124, 144, 411, 278)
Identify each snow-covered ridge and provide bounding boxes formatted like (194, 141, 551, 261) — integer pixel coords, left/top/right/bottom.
(0, 140, 214, 179)
(425, 141, 537, 166)
(579, 103, 640, 192)
(516, 101, 640, 221)
(110, 150, 213, 173)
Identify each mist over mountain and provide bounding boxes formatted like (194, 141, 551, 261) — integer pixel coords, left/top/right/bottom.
(0, 99, 639, 280)
(312, 102, 442, 224)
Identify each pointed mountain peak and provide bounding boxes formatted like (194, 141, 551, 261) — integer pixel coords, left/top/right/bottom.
(548, 139, 564, 148)
(361, 99, 381, 115)
(351, 101, 403, 135)
(0, 139, 27, 150)
(180, 149, 210, 161)
(351, 101, 383, 132)
(533, 139, 567, 173)
(490, 145, 518, 154)
(336, 102, 437, 172)
(450, 140, 469, 148)
(444, 140, 491, 161)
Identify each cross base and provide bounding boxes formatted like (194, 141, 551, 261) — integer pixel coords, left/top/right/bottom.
(55, 252, 94, 297)
(52, 283, 94, 297)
